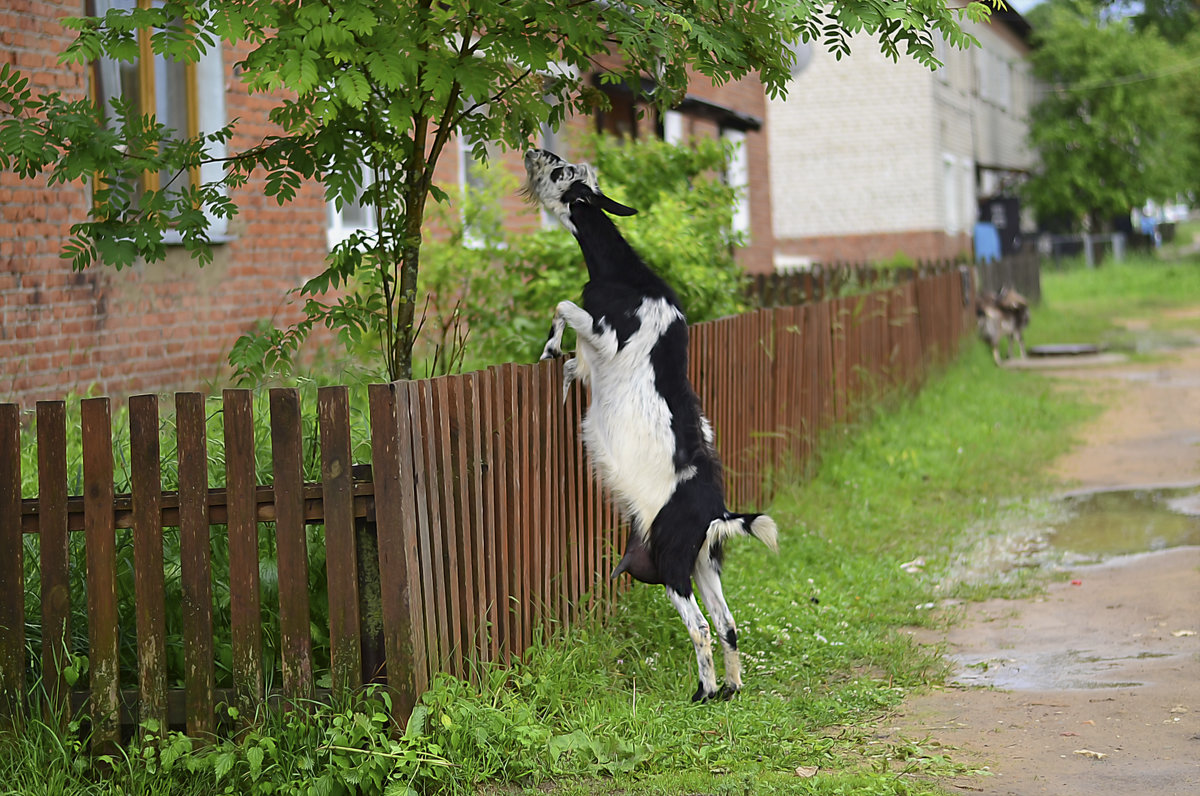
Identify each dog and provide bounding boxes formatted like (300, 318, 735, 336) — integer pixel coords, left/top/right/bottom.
(976, 286, 1029, 365)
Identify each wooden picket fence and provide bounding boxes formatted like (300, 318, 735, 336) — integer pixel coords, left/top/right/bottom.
(0, 266, 978, 746)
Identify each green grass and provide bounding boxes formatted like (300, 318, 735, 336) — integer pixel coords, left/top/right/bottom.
(1032, 255, 1200, 349)
(8, 252, 1199, 794)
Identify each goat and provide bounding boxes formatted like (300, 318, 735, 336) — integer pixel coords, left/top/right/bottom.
(976, 286, 1029, 365)
(522, 149, 778, 702)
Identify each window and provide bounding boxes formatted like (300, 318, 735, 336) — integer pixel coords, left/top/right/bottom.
(595, 84, 640, 139)
(722, 128, 751, 238)
(943, 154, 960, 234)
(943, 154, 976, 235)
(960, 158, 976, 233)
(326, 164, 377, 250)
(90, 0, 229, 241)
(662, 110, 685, 144)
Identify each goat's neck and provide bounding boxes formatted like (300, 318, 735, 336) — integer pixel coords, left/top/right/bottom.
(571, 204, 661, 289)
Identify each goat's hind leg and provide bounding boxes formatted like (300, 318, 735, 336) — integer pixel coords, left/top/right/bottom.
(693, 557, 742, 699)
(666, 587, 720, 702)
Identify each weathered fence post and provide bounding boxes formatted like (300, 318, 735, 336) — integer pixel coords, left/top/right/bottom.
(269, 388, 315, 706)
(316, 386, 365, 697)
(37, 401, 71, 727)
(81, 397, 119, 754)
(129, 394, 168, 734)
(0, 404, 22, 726)
(176, 393, 215, 740)
(223, 389, 263, 727)
(367, 382, 423, 720)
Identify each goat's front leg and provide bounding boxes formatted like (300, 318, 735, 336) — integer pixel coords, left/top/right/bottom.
(540, 313, 567, 361)
(667, 586, 719, 702)
(540, 300, 614, 396)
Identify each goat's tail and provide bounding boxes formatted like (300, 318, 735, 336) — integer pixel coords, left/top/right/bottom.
(706, 512, 779, 554)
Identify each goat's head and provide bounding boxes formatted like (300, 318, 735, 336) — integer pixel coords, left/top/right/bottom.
(522, 149, 637, 233)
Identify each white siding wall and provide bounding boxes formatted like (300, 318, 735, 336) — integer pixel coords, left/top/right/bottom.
(767, 35, 938, 241)
(955, 19, 1037, 174)
(768, 16, 1036, 256)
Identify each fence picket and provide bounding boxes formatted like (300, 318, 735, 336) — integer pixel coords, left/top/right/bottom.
(223, 389, 264, 722)
(176, 393, 215, 739)
(317, 386, 362, 698)
(461, 374, 491, 663)
(81, 398, 119, 752)
(269, 389, 314, 704)
(0, 404, 21, 722)
(498, 365, 525, 657)
(486, 366, 513, 661)
(36, 401, 71, 725)
(430, 377, 465, 677)
(129, 395, 168, 733)
(368, 382, 422, 717)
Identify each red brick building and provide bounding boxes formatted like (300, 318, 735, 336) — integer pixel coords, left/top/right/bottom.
(0, 3, 775, 405)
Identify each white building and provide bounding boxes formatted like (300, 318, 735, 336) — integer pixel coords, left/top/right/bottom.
(768, 7, 1037, 268)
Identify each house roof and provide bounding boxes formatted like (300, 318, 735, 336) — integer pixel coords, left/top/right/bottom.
(989, 0, 1033, 44)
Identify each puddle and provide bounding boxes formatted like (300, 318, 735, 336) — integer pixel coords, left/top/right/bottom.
(1048, 486, 1200, 556)
(950, 648, 1155, 691)
(1108, 329, 1200, 353)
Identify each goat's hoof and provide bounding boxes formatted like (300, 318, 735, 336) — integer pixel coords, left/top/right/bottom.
(691, 683, 719, 703)
(539, 347, 562, 361)
(718, 684, 740, 701)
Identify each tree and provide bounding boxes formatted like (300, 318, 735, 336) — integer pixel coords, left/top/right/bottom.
(0, 0, 992, 381)
(1024, 0, 1199, 230)
(1104, 0, 1200, 43)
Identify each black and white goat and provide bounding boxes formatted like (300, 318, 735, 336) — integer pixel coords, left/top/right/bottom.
(522, 149, 778, 702)
(976, 286, 1030, 366)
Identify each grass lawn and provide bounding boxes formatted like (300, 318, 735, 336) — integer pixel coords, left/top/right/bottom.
(1032, 254, 1200, 350)
(4, 254, 1199, 795)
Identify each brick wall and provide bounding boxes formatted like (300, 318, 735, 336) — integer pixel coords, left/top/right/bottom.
(775, 229, 971, 265)
(1, 9, 775, 405)
(1, 6, 328, 404)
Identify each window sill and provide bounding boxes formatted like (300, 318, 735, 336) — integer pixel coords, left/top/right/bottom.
(162, 229, 238, 246)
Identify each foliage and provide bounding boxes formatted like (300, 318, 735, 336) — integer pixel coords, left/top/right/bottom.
(0, 690, 455, 795)
(1105, 0, 1200, 43)
(0, 0, 992, 381)
(1023, 0, 1200, 231)
(412, 135, 751, 374)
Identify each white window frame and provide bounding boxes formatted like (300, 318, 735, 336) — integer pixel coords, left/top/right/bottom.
(325, 164, 377, 250)
(943, 153, 960, 234)
(722, 128, 751, 238)
(663, 109, 685, 144)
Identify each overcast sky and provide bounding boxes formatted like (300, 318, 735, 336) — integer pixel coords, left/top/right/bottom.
(1007, 0, 1043, 13)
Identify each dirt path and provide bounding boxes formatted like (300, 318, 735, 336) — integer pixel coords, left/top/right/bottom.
(891, 342, 1200, 795)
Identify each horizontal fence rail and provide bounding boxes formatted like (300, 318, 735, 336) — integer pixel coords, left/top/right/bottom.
(0, 263, 990, 743)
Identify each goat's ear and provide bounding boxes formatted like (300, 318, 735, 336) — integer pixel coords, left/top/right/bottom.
(598, 193, 637, 217)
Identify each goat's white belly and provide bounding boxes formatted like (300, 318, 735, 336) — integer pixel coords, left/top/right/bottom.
(581, 362, 678, 534)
